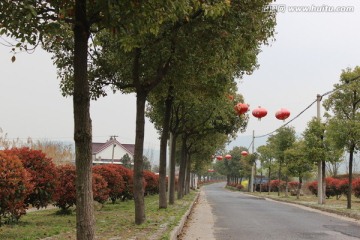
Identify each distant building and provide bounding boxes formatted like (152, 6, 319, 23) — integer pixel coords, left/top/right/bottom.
(92, 137, 134, 165)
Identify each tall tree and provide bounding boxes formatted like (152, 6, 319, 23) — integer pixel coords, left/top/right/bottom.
(285, 140, 313, 199)
(268, 126, 296, 196)
(257, 144, 275, 195)
(323, 66, 360, 209)
(0, 1, 106, 237)
(303, 117, 327, 204)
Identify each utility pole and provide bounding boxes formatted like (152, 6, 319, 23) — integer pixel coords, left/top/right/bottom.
(316, 94, 323, 204)
(250, 130, 255, 192)
(110, 135, 118, 164)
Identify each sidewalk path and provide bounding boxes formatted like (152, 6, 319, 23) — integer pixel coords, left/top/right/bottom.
(178, 188, 216, 240)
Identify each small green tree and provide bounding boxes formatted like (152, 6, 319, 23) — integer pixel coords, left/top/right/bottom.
(285, 140, 314, 199)
(323, 66, 360, 209)
(121, 154, 132, 169)
(268, 126, 296, 196)
(257, 145, 275, 195)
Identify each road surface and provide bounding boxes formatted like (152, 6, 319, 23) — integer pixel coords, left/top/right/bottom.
(179, 182, 360, 240)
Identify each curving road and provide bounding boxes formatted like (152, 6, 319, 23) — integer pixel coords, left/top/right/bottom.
(180, 182, 360, 240)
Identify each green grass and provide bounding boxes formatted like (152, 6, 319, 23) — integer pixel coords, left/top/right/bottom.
(0, 191, 198, 240)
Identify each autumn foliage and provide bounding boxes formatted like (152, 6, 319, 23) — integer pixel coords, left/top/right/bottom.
(307, 177, 351, 199)
(4, 147, 58, 209)
(0, 152, 33, 224)
(143, 170, 159, 195)
(53, 164, 76, 212)
(92, 173, 110, 204)
(112, 165, 134, 200)
(93, 164, 125, 203)
(269, 180, 286, 192)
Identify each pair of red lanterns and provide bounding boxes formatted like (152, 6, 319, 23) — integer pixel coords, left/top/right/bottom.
(216, 151, 248, 161)
(234, 103, 290, 121)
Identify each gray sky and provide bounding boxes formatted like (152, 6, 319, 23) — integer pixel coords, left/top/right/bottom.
(1, 0, 359, 155)
(234, 0, 360, 149)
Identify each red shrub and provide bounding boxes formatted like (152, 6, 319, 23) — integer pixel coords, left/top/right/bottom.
(269, 180, 286, 192)
(5, 147, 58, 209)
(336, 178, 349, 197)
(92, 173, 110, 204)
(53, 164, 76, 212)
(112, 165, 134, 200)
(93, 164, 125, 203)
(325, 177, 342, 199)
(353, 178, 360, 198)
(143, 170, 159, 195)
(236, 184, 244, 191)
(0, 152, 34, 224)
(306, 181, 318, 196)
(288, 181, 300, 191)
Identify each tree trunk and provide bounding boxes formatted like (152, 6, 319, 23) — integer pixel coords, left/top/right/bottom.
(73, 1, 95, 239)
(268, 166, 271, 195)
(278, 163, 282, 196)
(285, 175, 289, 197)
(177, 135, 187, 199)
(347, 147, 354, 209)
(169, 133, 177, 205)
(133, 92, 147, 224)
(322, 160, 326, 204)
(297, 176, 302, 200)
(158, 90, 173, 209)
(260, 170, 263, 193)
(185, 155, 191, 195)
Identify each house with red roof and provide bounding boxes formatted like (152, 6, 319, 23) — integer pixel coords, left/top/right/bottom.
(92, 137, 134, 165)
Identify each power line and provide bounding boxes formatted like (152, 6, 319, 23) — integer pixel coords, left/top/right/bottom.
(254, 74, 360, 139)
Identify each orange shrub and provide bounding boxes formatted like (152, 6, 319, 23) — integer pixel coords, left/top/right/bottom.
(5, 147, 58, 209)
(0, 152, 33, 224)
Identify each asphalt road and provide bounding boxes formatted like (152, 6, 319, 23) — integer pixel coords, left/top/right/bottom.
(186, 182, 360, 240)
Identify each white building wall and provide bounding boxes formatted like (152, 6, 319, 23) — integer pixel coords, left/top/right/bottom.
(96, 145, 133, 160)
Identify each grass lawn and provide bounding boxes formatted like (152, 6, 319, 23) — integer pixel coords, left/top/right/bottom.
(247, 191, 360, 220)
(0, 190, 198, 240)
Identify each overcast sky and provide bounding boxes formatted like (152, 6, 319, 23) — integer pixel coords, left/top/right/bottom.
(1, 0, 359, 155)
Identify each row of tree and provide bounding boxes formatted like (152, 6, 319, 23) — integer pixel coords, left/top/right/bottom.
(212, 66, 359, 209)
(0, 1, 277, 238)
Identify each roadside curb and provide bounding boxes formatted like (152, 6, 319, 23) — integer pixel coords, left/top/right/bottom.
(242, 192, 360, 222)
(169, 190, 201, 240)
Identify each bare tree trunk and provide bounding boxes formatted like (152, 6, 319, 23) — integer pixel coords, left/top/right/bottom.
(278, 163, 281, 196)
(347, 147, 354, 209)
(297, 176, 302, 200)
(185, 155, 191, 195)
(169, 133, 177, 204)
(158, 89, 173, 209)
(322, 160, 326, 204)
(260, 170, 263, 193)
(285, 175, 289, 197)
(133, 91, 146, 224)
(268, 166, 271, 195)
(177, 136, 187, 199)
(74, 1, 95, 238)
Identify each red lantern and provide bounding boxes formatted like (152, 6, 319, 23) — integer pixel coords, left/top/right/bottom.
(275, 108, 290, 121)
(252, 106, 267, 120)
(216, 155, 223, 161)
(225, 154, 232, 160)
(241, 151, 248, 157)
(234, 103, 249, 115)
